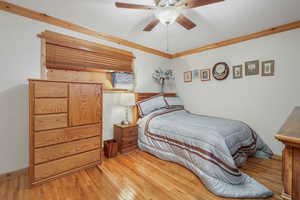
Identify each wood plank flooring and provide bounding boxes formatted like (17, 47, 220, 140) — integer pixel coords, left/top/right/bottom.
(0, 150, 282, 200)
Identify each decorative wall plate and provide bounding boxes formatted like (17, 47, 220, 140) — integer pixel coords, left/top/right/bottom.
(212, 62, 229, 80)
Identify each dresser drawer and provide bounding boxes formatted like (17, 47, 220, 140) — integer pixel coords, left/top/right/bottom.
(34, 149, 100, 181)
(123, 127, 138, 137)
(35, 98, 68, 114)
(35, 136, 100, 164)
(35, 124, 100, 148)
(34, 81, 68, 98)
(34, 114, 68, 131)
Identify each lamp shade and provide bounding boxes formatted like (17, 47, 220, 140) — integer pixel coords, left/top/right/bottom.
(120, 93, 135, 106)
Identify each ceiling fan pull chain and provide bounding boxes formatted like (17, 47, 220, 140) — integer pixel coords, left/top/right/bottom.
(166, 24, 169, 52)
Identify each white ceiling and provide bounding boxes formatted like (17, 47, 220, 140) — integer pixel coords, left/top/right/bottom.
(6, 0, 300, 53)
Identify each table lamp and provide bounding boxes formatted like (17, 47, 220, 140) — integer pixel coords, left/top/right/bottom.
(120, 93, 135, 125)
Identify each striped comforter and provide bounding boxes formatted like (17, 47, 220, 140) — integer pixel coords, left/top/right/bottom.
(138, 108, 273, 198)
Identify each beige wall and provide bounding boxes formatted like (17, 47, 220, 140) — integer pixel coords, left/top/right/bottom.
(172, 28, 300, 155)
(0, 12, 175, 174)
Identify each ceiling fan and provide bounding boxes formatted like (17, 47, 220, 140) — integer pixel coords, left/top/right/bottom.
(115, 0, 224, 31)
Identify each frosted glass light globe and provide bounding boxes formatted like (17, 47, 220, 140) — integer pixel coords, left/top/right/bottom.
(155, 7, 183, 25)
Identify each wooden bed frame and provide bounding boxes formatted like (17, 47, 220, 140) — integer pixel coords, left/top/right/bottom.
(132, 93, 177, 124)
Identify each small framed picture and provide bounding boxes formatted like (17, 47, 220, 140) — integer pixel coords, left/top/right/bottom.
(245, 60, 259, 76)
(262, 60, 275, 76)
(192, 69, 200, 79)
(200, 69, 211, 81)
(232, 65, 243, 79)
(184, 71, 192, 82)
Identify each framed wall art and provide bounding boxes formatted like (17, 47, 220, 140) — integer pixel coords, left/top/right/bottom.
(232, 65, 243, 79)
(200, 69, 211, 81)
(212, 62, 230, 80)
(262, 60, 275, 76)
(245, 60, 259, 76)
(184, 71, 192, 82)
(192, 69, 200, 79)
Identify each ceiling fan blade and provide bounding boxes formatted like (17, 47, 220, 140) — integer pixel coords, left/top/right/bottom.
(176, 14, 196, 30)
(143, 19, 160, 31)
(115, 2, 156, 10)
(185, 0, 224, 8)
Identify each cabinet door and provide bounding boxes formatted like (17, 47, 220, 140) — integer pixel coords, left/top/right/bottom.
(69, 83, 101, 126)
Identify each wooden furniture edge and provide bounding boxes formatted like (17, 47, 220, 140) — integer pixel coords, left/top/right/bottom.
(29, 80, 128, 92)
(0, 168, 28, 182)
(28, 78, 103, 85)
(275, 135, 300, 146)
(40, 38, 47, 79)
(173, 20, 300, 58)
(0, 1, 172, 59)
(103, 89, 132, 93)
(28, 81, 34, 185)
(114, 123, 138, 128)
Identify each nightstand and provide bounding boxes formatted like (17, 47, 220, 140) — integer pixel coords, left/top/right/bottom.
(114, 124, 138, 154)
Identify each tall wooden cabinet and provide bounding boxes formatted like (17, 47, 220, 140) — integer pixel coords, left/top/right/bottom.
(275, 107, 300, 200)
(28, 79, 102, 186)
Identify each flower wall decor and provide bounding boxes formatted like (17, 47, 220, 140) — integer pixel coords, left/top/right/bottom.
(152, 68, 175, 93)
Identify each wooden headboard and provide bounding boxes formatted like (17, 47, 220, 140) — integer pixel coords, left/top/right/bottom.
(132, 92, 177, 124)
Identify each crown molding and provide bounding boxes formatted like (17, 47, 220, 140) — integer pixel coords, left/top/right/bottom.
(173, 20, 300, 58)
(0, 1, 173, 59)
(1, 1, 300, 60)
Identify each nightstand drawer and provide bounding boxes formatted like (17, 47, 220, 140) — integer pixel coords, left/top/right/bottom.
(120, 144, 138, 153)
(122, 135, 137, 142)
(123, 127, 138, 137)
(121, 139, 137, 148)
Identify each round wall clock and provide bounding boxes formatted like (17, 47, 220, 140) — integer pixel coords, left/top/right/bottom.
(212, 62, 230, 80)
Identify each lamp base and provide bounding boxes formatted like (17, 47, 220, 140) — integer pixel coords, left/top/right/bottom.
(121, 120, 130, 125)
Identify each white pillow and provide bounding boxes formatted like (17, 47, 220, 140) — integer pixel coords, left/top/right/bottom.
(136, 94, 168, 117)
(165, 97, 184, 108)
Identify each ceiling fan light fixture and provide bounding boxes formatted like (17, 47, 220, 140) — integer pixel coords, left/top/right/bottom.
(154, 7, 182, 25)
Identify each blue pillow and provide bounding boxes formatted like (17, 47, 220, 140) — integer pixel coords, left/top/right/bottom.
(136, 95, 168, 117)
(165, 97, 184, 108)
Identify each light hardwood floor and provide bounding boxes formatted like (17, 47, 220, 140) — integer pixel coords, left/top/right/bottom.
(0, 150, 282, 200)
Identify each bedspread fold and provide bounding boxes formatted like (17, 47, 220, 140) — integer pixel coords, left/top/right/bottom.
(138, 108, 273, 198)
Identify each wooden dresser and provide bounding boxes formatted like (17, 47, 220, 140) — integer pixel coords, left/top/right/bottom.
(275, 107, 300, 200)
(28, 79, 102, 186)
(114, 124, 138, 153)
